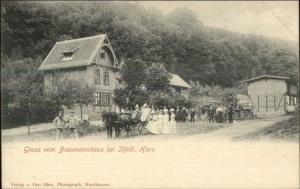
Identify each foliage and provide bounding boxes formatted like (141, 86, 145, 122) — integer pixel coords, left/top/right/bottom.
(1, 1, 298, 87)
(113, 87, 149, 109)
(44, 77, 95, 119)
(119, 58, 147, 88)
(145, 63, 170, 92)
(149, 92, 173, 109)
(149, 92, 192, 109)
(0, 55, 57, 128)
(1, 1, 298, 127)
(189, 81, 248, 106)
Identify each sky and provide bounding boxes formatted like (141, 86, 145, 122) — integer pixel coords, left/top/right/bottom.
(140, 1, 299, 42)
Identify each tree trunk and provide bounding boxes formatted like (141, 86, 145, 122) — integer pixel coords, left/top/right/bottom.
(26, 110, 30, 135)
(80, 104, 83, 120)
(56, 98, 60, 113)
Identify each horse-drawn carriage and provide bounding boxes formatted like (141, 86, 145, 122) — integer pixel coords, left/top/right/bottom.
(101, 110, 147, 138)
(233, 101, 254, 120)
(202, 100, 254, 122)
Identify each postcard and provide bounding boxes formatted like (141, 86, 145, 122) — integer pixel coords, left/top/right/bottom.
(1, 1, 299, 188)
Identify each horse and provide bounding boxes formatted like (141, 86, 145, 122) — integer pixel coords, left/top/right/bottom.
(102, 111, 143, 138)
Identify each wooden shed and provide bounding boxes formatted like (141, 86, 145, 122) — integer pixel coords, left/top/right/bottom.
(246, 75, 297, 116)
(169, 73, 192, 98)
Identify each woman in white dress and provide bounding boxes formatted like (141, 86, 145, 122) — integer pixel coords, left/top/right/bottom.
(146, 110, 160, 134)
(169, 108, 177, 134)
(162, 108, 170, 134)
(157, 109, 164, 134)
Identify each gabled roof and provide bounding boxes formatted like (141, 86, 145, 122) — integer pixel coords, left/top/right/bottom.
(245, 75, 289, 83)
(169, 74, 192, 89)
(38, 34, 118, 71)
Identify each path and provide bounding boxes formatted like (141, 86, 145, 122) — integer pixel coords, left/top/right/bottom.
(2, 115, 298, 188)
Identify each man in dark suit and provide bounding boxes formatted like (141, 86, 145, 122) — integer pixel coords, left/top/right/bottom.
(228, 105, 234, 123)
(182, 107, 188, 123)
(208, 105, 215, 123)
(190, 108, 196, 122)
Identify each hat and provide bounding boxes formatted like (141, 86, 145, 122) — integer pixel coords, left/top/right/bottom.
(170, 108, 175, 112)
(135, 104, 139, 108)
(143, 103, 147, 108)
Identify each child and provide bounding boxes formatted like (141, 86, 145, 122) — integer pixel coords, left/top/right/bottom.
(53, 111, 65, 140)
(67, 112, 79, 139)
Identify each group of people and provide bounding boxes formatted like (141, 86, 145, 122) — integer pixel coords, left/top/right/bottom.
(52, 111, 79, 140)
(126, 104, 200, 135)
(127, 104, 177, 135)
(146, 107, 177, 135)
(203, 104, 234, 124)
(52, 102, 236, 139)
(175, 107, 196, 123)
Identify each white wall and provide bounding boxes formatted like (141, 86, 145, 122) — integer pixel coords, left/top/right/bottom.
(248, 78, 288, 116)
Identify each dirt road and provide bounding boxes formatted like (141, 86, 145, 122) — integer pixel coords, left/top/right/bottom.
(2, 116, 299, 188)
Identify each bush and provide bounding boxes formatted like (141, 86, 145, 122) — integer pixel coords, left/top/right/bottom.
(77, 120, 102, 137)
(1, 104, 57, 129)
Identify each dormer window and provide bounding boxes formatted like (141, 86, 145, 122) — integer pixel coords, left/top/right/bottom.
(100, 49, 105, 59)
(103, 38, 108, 44)
(62, 47, 78, 61)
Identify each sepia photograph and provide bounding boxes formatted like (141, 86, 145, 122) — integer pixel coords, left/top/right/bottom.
(1, 1, 299, 188)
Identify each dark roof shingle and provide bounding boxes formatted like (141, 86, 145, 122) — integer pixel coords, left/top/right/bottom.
(39, 34, 105, 71)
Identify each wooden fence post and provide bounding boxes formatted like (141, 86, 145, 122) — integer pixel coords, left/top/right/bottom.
(266, 95, 268, 112)
(257, 96, 260, 112)
(284, 95, 286, 111)
(274, 96, 276, 111)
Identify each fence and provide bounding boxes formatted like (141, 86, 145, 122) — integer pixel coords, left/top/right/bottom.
(249, 94, 293, 116)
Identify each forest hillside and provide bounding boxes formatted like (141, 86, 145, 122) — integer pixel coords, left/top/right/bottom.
(2, 1, 299, 87)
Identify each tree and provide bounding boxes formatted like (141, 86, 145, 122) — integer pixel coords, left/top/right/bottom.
(114, 58, 149, 109)
(113, 86, 149, 109)
(44, 77, 95, 120)
(1, 55, 44, 133)
(119, 58, 147, 88)
(71, 80, 95, 120)
(145, 63, 170, 92)
(149, 92, 173, 109)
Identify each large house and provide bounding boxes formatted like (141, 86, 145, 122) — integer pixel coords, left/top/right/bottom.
(38, 34, 120, 119)
(39, 34, 191, 119)
(39, 34, 192, 120)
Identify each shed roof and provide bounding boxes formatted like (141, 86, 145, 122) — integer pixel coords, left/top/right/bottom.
(38, 34, 116, 71)
(169, 74, 192, 89)
(245, 75, 289, 83)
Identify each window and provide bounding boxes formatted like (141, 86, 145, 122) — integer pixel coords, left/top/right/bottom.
(62, 47, 78, 61)
(94, 93, 101, 105)
(102, 93, 111, 105)
(175, 87, 181, 93)
(100, 49, 105, 59)
(62, 52, 73, 61)
(94, 69, 101, 84)
(103, 39, 108, 44)
(50, 73, 57, 88)
(104, 70, 109, 85)
(93, 92, 111, 106)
